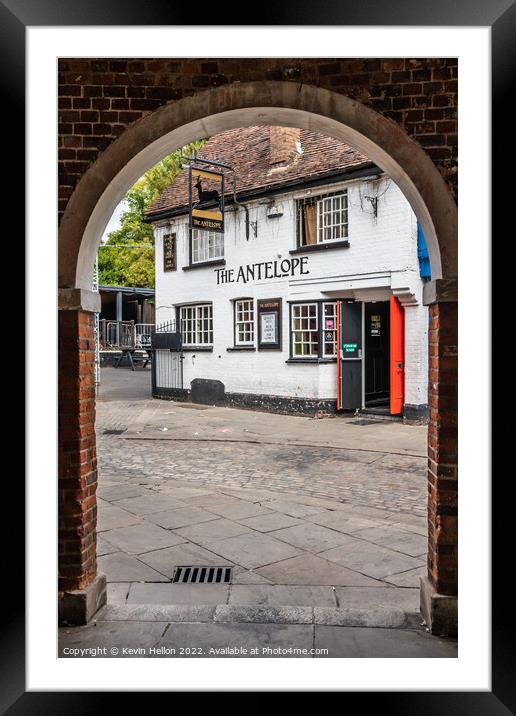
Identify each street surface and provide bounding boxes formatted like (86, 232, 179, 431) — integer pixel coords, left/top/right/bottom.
(59, 367, 456, 658)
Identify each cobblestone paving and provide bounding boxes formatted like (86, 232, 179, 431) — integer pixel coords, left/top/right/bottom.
(97, 430, 426, 517)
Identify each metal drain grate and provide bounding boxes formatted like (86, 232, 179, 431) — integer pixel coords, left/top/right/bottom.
(102, 428, 126, 435)
(172, 566, 233, 584)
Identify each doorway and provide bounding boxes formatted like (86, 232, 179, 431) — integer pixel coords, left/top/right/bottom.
(364, 301, 390, 408)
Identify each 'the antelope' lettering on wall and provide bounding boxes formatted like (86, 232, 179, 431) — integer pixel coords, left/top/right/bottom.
(215, 257, 310, 285)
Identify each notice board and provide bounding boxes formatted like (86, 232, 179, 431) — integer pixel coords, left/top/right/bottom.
(257, 297, 282, 350)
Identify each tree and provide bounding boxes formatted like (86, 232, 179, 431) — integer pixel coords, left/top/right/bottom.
(98, 141, 206, 288)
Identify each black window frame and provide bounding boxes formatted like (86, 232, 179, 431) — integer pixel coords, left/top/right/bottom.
(295, 189, 349, 249)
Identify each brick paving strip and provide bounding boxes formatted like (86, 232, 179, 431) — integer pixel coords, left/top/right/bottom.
(59, 369, 456, 658)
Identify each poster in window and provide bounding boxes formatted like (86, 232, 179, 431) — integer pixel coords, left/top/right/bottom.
(163, 233, 176, 272)
(257, 298, 282, 350)
(370, 314, 381, 336)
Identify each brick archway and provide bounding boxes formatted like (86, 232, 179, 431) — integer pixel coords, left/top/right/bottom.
(59, 81, 456, 291)
(58, 71, 457, 635)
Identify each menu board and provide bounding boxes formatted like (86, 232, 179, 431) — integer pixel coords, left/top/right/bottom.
(257, 298, 282, 350)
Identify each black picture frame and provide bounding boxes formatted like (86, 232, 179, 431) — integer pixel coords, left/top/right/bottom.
(13, 0, 505, 708)
(257, 297, 282, 350)
(163, 232, 176, 272)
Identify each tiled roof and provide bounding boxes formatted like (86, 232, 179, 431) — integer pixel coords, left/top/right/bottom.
(145, 126, 375, 220)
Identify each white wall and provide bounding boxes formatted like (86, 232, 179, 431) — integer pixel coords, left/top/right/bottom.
(153, 175, 428, 406)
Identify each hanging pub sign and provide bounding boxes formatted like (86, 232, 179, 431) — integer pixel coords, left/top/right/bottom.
(257, 298, 282, 350)
(189, 165, 225, 233)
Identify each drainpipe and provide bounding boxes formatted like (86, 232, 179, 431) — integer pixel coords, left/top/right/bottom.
(232, 177, 250, 240)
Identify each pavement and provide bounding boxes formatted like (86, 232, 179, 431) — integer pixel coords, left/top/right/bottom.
(59, 367, 457, 658)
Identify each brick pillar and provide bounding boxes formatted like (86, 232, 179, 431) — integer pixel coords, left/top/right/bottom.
(58, 305, 106, 623)
(421, 299, 458, 635)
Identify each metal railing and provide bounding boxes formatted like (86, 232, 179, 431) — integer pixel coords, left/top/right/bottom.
(155, 319, 177, 333)
(100, 320, 157, 350)
(135, 323, 154, 348)
(99, 319, 178, 350)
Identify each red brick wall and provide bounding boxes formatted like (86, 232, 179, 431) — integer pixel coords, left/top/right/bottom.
(58, 310, 98, 591)
(58, 57, 458, 222)
(427, 302, 458, 596)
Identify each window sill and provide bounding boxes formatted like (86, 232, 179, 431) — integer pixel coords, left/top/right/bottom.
(227, 346, 256, 352)
(286, 358, 337, 364)
(183, 259, 226, 271)
(182, 347, 213, 352)
(289, 240, 350, 255)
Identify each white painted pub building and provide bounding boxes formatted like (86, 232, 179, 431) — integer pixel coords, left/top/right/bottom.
(146, 126, 430, 421)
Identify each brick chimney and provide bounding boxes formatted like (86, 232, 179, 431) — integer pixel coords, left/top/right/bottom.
(269, 127, 301, 166)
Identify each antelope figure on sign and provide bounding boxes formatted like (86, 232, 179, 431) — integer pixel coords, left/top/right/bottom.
(194, 177, 221, 210)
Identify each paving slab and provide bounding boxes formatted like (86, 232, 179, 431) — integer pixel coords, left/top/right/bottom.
(145, 506, 220, 529)
(214, 488, 288, 503)
(155, 622, 314, 657)
(59, 621, 166, 657)
(383, 566, 427, 588)
(102, 523, 187, 555)
(98, 552, 170, 583)
(97, 484, 149, 502)
(136, 543, 233, 578)
(334, 586, 419, 612)
(208, 531, 302, 569)
(320, 535, 425, 579)
(231, 569, 274, 585)
(314, 626, 457, 658)
(237, 512, 303, 532)
(350, 505, 401, 521)
(106, 583, 131, 604)
(97, 535, 119, 556)
(115, 494, 189, 515)
(259, 500, 330, 518)
(229, 584, 336, 607)
(388, 520, 428, 537)
(174, 518, 252, 545)
(309, 511, 385, 534)
(270, 522, 352, 553)
(206, 501, 274, 520)
(182, 493, 251, 508)
(149, 486, 214, 499)
(255, 553, 384, 587)
(351, 525, 428, 557)
(96, 502, 141, 532)
(127, 582, 230, 605)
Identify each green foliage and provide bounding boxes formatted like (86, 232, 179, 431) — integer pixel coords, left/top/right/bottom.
(98, 141, 206, 288)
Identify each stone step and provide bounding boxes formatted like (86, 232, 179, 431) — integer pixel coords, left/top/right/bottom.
(96, 602, 421, 630)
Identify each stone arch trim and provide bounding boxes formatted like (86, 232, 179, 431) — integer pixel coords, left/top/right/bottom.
(58, 81, 457, 291)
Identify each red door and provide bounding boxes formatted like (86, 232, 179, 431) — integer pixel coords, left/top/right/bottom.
(390, 296, 404, 415)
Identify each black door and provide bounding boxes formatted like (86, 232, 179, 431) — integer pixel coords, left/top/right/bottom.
(339, 300, 363, 410)
(364, 301, 390, 406)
